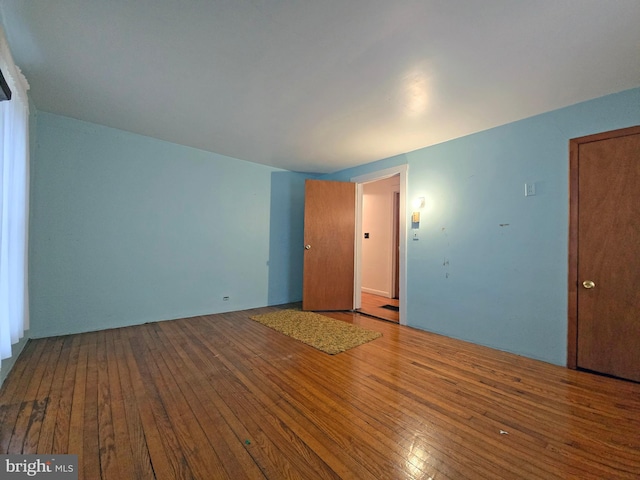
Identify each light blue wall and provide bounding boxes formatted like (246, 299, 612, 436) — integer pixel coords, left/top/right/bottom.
(267, 171, 307, 305)
(325, 88, 640, 365)
(30, 112, 308, 338)
(26, 88, 640, 362)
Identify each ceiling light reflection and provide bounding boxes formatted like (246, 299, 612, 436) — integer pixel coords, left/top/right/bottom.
(404, 435, 434, 478)
(403, 69, 430, 116)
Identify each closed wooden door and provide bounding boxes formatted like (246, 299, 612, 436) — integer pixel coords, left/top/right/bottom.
(302, 179, 356, 311)
(569, 126, 640, 382)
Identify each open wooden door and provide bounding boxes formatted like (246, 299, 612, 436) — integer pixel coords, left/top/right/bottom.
(302, 179, 355, 311)
(568, 126, 640, 382)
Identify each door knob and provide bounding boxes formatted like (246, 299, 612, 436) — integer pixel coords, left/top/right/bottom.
(305, 244, 311, 250)
(582, 280, 595, 289)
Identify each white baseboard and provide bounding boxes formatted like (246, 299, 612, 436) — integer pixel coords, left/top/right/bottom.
(361, 287, 391, 298)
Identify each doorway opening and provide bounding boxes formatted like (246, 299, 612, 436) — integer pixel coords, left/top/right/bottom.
(352, 165, 408, 325)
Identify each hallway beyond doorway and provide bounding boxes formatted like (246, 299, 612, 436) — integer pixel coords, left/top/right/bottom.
(359, 292, 399, 323)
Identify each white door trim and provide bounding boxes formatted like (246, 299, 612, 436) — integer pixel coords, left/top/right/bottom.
(351, 165, 408, 325)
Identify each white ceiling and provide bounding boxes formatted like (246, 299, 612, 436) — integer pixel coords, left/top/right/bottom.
(1, 1, 639, 173)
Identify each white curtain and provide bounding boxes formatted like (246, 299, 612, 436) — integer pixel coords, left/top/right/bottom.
(0, 26, 30, 360)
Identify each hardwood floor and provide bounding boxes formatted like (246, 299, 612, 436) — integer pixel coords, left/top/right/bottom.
(359, 292, 399, 323)
(1, 305, 639, 479)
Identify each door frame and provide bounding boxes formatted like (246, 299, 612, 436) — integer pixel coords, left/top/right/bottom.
(392, 190, 400, 299)
(567, 125, 640, 369)
(352, 165, 408, 325)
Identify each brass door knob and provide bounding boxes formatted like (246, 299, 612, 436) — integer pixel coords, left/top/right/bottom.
(304, 244, 311, 250)
(582, 280, 595, 289)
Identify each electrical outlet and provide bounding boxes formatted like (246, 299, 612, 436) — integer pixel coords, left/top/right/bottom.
(525, 183, 536, 196)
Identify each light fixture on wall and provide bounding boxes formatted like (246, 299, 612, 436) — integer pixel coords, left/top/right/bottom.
(412, 197, 425, 224)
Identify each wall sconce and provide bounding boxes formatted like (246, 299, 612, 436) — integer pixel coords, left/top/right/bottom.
(411, 197, 425, 227)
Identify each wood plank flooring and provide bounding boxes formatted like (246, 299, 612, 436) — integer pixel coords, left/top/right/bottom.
(359, 292, 399, 323)
(1, 304, 639, 479)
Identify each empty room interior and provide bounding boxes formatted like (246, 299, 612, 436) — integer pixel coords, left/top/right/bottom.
(1, 1, 639, 479)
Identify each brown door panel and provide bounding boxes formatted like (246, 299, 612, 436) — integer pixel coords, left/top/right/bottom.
(302, 179, 355, 311)
(570, 126, 640, 382)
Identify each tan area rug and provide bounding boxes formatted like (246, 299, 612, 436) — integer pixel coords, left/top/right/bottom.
(249, 309, 382, 355)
